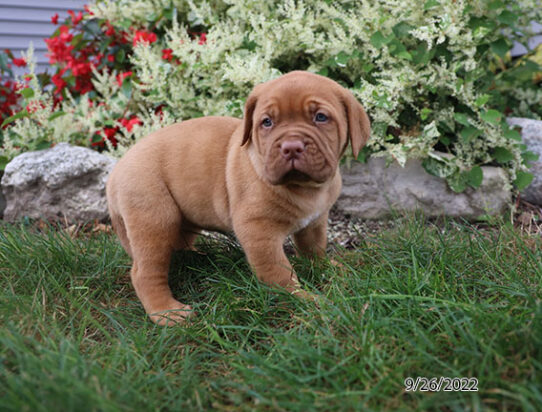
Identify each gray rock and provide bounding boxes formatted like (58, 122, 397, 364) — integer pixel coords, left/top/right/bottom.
(1, 143, 117, 222)
(337, 157, 510, 219)
(507, 117, 542, 205)
(0, 171, 5, 218)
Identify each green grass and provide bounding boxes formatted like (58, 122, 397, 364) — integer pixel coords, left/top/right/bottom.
(0, 217, 541, 411)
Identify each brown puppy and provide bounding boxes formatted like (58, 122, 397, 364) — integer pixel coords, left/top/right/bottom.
(106, 71, 370, 325)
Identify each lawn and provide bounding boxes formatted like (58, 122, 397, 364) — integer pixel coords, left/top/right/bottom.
(0, 217, 541, 411)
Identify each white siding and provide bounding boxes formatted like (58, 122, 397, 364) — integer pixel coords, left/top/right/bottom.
(0, 0, 86, 77)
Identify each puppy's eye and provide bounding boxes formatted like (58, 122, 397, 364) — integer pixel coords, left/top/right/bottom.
(314, 112, 328, 123)
(261, 117, 273, 128)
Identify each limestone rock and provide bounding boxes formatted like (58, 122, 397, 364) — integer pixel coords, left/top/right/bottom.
(337, 157, 510, 219)
(507, 117, 542, 205)
(1, 143, 117, 222)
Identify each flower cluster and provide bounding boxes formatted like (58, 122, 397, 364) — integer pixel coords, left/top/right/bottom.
(0, 49, 27, 128)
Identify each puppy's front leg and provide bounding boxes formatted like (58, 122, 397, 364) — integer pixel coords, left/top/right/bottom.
(234, 220, 309, 298)
(294, 213, 345, 271)
(292, 212, 328, 258)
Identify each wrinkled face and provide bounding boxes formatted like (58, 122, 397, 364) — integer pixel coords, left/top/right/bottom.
(242, 72, 370, 187)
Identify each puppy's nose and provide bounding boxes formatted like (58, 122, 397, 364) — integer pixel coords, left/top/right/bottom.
(280, 140, 305, 160)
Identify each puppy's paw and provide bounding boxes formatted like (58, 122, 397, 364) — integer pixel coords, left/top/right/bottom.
(148, 302, 194, 326)
(330, 258, 345, 270)
(289, 287, 320, 307)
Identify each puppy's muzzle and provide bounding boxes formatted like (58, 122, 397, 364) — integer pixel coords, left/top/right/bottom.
(280, 140, 305, 161)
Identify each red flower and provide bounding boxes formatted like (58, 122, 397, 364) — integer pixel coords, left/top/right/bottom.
(12, 57, 26, 67)
(116, 71, 132, 87)
(0, 79, 21, 124)
(51, 13, 59, 25)
(119, 31, 129, 44)
(59, 25, 73, 43)
(133, 30, 157, 46)
(92, 127, 119, 148)
(120, 116, 142, 132)
(84, 5, 94, 15)
(104, 22, 115, 37)
(74, 75, 93, 94)
(107, 54, 115, 63)
(68, 10, 83, 25)
(103, 127, 118, 144)
(51, 68, 68, 93)
(68, 58, 92, 76)
(162, 48, 173, 61)
(45, 28, 74, 64)
(198, 32, 207, 45)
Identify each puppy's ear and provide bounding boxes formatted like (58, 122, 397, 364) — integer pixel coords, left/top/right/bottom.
(342, 90, 371, 158)
(241, 92, 258, 146)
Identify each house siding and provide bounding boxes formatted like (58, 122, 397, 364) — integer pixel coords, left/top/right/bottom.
(0, 0, 86, 77)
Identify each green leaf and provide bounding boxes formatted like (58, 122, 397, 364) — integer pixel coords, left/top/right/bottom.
(411, 43, 435, 65)
(242, 38, 257, 52)
(454, 112, 470, 127)
(0, 53, 14, 76)
(504, 128, 521, 141)
(489, 0, 504, 9)
(397, 51, 412, 60)
(316, 67, 329, 76)
(469, 17, 496, 36)
(466, 166, 483, 188)
(439, 135, 451, 145)
(459, 126, 481, 142)
(522, 150, 539, 165)
(422, 157, 456, 178)
(362, 63, 374, 73)
(118, 18, 132, 30)
(35, 141, 51, 151)
(116, 49, 126, 63)
(121, 77, 132, 98)
(1, 109, 29, 127)
(490, 38, 509, 57)
(423, 0, 439, 10)
(387, 39, 407, 57)
(392, 22, 414, 38)
(481, 109, 502, 125)
(334, 52, 350, 67)
(48, 111, 66, 121)
(356, 146, 371, 163)
(0, 155, 9, 170)
(20, 88, 34, 99)
(370, 31, 392, 49)
(448, 171, 468, 193)
(82, 19, 102, 37)
(420, 108, 432, 121)
(514, 171, 534, 190)
(497, 10, 518, 26)
(91, 133, 103, 144)
(474, 94, 490, 107)
(492, 147, 514, 163)
(164, 7, 176, 20)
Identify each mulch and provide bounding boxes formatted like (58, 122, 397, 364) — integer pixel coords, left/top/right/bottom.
(7, 197, 541, 248)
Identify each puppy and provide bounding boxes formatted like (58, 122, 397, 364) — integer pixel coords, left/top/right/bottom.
(106, 71, 370, 325)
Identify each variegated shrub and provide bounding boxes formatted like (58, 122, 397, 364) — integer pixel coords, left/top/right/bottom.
(2, 0, 541, 191)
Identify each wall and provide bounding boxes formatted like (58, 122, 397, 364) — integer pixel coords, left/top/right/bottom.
(0, 0, 86, 77)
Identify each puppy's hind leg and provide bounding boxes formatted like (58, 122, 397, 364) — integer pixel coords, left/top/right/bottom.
(176, 226, 201, 252)
(125, 208, 194, 325)
(110, 213, 133, 258)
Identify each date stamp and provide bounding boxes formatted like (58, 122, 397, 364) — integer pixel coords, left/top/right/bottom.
(404, 377, 478, 392)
